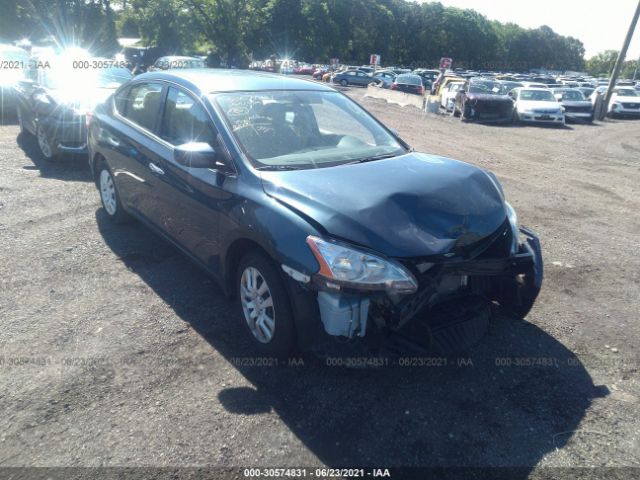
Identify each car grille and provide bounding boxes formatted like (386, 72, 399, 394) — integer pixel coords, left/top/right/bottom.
(564, 106, 592, 113)
(621, 103, 640, 109)
(475, 101, 512, 116)
(533, 109, 559, 114)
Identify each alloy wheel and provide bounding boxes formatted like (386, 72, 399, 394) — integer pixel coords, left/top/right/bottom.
(240, 266, 276, 343)
(37, 128, 53, 159)
(99, 169, 118, 216)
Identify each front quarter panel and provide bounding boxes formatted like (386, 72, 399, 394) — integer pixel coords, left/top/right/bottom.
(219, 172, 321, 288)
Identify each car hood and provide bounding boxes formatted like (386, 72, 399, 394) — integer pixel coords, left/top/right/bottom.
(516, 100, 562, 111)
(561, 100, 592, 107)
(466, 93, 511, 102)
(613, 95, 640, 104)
(260, 152, 507, 258)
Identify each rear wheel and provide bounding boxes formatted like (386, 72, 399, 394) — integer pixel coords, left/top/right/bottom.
(340, 79, 348, 87)
(97, 162, 129, 223)
(237, 251, 295, 357)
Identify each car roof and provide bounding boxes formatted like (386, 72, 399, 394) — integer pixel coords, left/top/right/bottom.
(133, 69, 335, 94)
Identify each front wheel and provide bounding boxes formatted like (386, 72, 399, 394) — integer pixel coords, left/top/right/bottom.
(237, 252, 296, 357)
(98, 163, 130, 223)
(36, 125, 57, 160)
(17, 107, 29, 135)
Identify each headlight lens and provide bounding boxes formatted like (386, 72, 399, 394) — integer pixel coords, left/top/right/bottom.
(306, 236, 417, 294)
(505, 202, 520, 254)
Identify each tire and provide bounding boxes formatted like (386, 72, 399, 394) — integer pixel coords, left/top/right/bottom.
(36, 124, 57, 160)
(237, 251, 296, 357)
(340, 79, 348, 87)
(17, 107, 29, 136)
(97, 161, 130, 224)
(511, 110, 520, 125)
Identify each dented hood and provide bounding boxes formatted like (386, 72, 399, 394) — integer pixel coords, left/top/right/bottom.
(260, 153, 508, 258)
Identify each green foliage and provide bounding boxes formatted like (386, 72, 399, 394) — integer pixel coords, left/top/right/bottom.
(2, 0, 591, 71)
(585, 50, 639, 79)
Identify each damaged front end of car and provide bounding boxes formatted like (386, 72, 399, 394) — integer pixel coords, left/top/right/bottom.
(283, 209, 543, 354)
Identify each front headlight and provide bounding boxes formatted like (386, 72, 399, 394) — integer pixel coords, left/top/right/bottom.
(505, 202, 520, 255)
(306, 236, 418, 294)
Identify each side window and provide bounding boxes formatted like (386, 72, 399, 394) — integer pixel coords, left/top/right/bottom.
(160, 87, 217, 146)
(113, 86, 130, 115)
(122, 83, 163, 132)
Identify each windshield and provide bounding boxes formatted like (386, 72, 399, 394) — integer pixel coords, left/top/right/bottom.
(615, 89, 639, 97)
(214, 90, 406, 170)
(558, 90, 585, 101)
(519, 89, 556, 102)
(468, 81, 502, 94)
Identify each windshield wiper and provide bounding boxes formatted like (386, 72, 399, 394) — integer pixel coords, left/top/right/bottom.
(344, 153, 399, 165)
(255, 164, 304, 171)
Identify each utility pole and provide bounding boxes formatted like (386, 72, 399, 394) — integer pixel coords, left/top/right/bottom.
(602, 0, 640, 116)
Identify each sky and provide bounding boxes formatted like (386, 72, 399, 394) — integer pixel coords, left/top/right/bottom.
(426, 0, 640, 60)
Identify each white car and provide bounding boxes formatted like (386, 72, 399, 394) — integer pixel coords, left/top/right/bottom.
(509, 88, 565, 125)
(440, 81, 465, 111)
(607, 88, 640, 117)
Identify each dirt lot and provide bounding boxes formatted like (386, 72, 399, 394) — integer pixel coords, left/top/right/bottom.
(0, 90, 639, 479)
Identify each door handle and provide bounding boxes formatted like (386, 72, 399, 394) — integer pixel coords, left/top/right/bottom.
(148, 162, 165, 176)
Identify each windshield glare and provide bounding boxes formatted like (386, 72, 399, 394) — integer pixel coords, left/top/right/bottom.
(469, 81, 502, 94)
(519, 89, 555, 102)
(214, 91, 406, 170)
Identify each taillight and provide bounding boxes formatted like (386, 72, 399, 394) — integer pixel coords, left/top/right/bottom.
(85, 111, 93, 129)
(418, 86, 424, 95)
(390, 83, 397, 90)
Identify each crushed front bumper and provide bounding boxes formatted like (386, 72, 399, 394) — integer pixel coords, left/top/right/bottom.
(292, 226, 543, 353)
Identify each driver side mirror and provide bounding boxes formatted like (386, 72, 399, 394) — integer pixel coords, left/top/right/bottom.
(174, 142, 221, 169)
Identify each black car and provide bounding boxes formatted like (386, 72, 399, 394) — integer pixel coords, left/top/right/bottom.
(552, 88, 593, 123)
(15, 55, 132, 160)
(453, 79, 514, 123)
(389, 74, 425, 95)
(88, 69, 543, 356)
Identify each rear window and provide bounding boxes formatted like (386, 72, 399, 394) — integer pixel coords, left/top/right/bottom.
(396, 75, 421, 85)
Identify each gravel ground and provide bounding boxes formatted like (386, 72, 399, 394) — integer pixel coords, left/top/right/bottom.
(0, 90, 639, 479)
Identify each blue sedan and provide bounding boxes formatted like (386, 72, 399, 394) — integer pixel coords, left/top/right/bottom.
(88, 69, 543, 356)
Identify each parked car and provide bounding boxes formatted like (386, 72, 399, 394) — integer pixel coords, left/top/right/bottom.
(552, 88, 593, 123)
(389, 74, 424, 95)
(331, 70, 373, 87)
(294, 64, 315, 75)
(509, 88, 565, 126)
(151, 56, 205, 70)
(88, 69, 542, 355)
(15, 54, 133, 159)
(357, 66, 375, 74)
(452, 79, 514, 123)
(577, 87, 595, 99)
(440, 81, 465, 112)
(607, 87, 640, 118)
(0, 44, 30, 118)
(371, 70, 397, 89)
